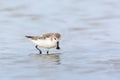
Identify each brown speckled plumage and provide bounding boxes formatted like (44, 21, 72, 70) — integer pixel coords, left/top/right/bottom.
(25, 33, 61, 40)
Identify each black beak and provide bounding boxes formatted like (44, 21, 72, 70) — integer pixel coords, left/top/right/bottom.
(56, 41, 60, 50)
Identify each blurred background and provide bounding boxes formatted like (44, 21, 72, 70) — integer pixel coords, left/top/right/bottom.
(0, 0, 120, 80)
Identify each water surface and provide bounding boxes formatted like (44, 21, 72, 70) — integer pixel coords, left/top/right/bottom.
(0, 0, 120, 80)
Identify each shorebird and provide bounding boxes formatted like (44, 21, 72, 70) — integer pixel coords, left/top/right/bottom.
(25, 33, 61, 54)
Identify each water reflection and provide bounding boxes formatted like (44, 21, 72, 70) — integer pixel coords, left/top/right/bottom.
(30, 53, 61, 65)
(68, 27, 88, 31)
(0, 5, 27, 12)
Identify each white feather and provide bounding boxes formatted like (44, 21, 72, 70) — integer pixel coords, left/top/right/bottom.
(30, 38, 57, 49)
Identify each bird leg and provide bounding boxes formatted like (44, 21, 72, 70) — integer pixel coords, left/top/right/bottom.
(35, 45, 42, 54)
(47, 50, 49, 54)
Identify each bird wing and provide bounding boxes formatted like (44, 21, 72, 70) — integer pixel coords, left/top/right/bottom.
(25, 36, 45, 40)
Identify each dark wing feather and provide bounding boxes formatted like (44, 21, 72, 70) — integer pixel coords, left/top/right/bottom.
(25, 36, 44, 40)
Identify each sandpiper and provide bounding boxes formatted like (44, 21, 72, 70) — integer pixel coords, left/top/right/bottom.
(25, 33, 61, 54)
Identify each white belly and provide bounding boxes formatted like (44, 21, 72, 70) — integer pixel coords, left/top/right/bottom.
(31, 39, 56, 49)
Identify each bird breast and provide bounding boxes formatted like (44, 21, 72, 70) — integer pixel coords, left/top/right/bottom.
(31, 39, 57, 49)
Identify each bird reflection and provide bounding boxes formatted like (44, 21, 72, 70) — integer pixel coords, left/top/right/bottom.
(33, 53, 61, 65)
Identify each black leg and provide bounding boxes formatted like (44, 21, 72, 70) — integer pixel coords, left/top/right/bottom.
(47, 50, 49, 54)
(35, 45, 42, 54)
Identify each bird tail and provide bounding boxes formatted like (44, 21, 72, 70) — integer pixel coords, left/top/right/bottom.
(25, 36, 33, 39)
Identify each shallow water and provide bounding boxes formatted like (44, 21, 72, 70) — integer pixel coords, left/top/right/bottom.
(0, 0, 120, 80)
